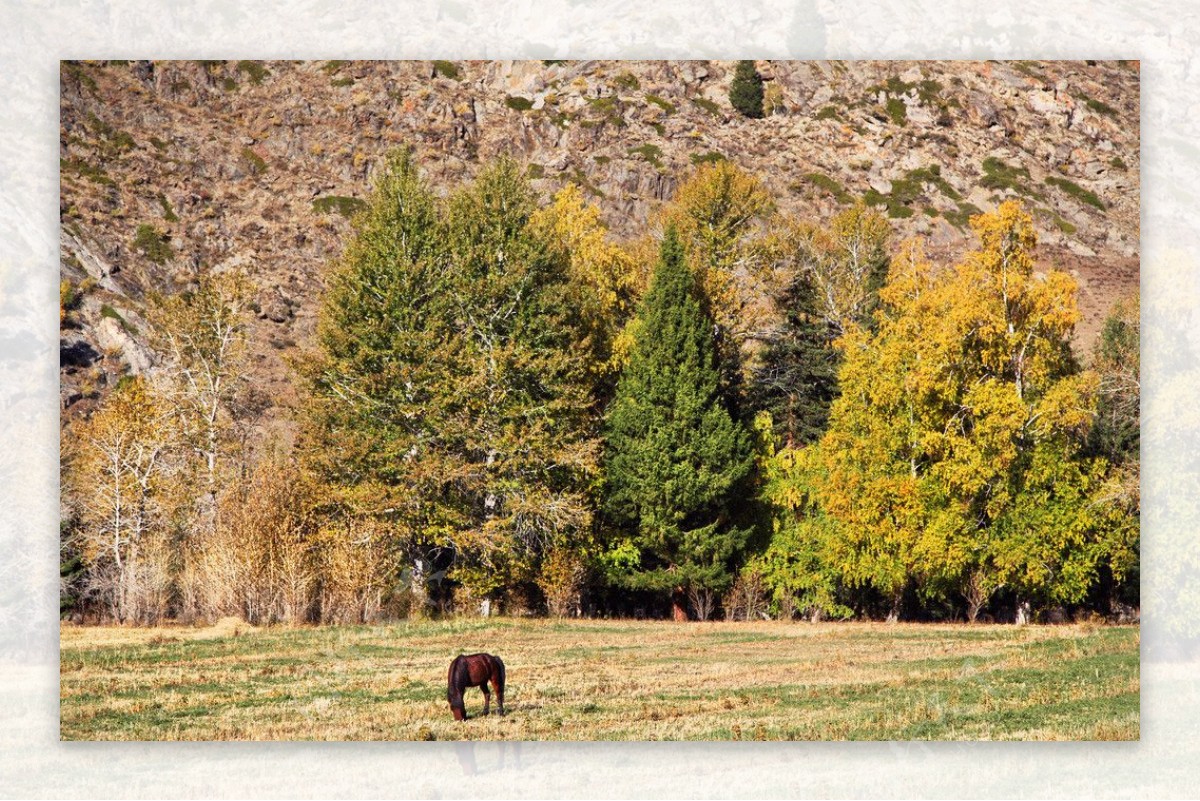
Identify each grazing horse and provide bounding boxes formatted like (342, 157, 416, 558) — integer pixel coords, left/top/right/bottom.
(447, 653, 506, 721)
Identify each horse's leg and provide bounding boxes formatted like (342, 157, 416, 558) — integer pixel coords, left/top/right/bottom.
(481, 682, 491, 716)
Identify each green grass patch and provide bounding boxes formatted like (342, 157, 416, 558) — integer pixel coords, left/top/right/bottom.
(505, 95, 534, 112)
(628, 143, 664, 169)
(689, 151, 725, 166)
(944, 201, 984, 229)
(99, 303, 136, 334)
(801, 172, 852, 204)
(980, 157, 1040, 198)
(1045, 175, 1106, 210)
(241, 147, 268, 175)
(586, 95, 625, 127)
(1110, 156, 1127, 171)
(815, 105, 840, 121)
(645, 94, 676, 114)
(885, 96, 907, 126)
(60, 157, 114, 187)
(1076, 92, 1117, 118)
(158, 194, 178, 222)
(133, 224, 173, 264)
(692, 96, 722, 117)
(312, 196, 367, 217)
(236, 61, 269, 85)
(613, 71, 639, 91)
(432, 60, 461, 80)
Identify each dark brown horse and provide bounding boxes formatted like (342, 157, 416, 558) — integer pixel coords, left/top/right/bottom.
(447, 653, 506, 721)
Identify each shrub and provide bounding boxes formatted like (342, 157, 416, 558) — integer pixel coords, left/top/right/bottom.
(729, 60, 764, 118)
(980, 157, 1037, 197)
(133, 224, 173, 264)
(627, 143, 664, 169)
(802, 172, 852, 204)
(613, 71, 639, 91)
(1045, 175, 1106, 210)
(885, 96, 907, 125)
(432, 60, 461, 80)
(645, 93, 676, 114)
(815, 105, 840, 121)
(689, 151, 725, 166)
(60, 157, 114, 187)
(692, 96, 722, 117)
(505, 95, 534, 112)
(526, 163, 545, 179)
(312, 195, 367, 217)
(236, 60, 269, 85)
(241, 147, 268, 175)
(158, 194, 178, 222)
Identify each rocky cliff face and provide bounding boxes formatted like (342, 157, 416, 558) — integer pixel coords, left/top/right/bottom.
(59, 59, 1139, 423)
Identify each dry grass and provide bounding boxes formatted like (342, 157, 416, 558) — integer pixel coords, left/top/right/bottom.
(60, 619, 1139, 741)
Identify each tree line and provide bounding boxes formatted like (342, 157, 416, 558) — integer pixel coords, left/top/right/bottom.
(60, 152, 1139, 625)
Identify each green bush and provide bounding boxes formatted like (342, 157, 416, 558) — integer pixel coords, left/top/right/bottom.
(980, 157, 1037, 197)
(433, 60, 461, 80)
(692, 96, 722, 117)
(645, 94, 676, 114)
(729, 60, 764, 118)
(815, 105, 840, 121)
(133, 224, 174, 264)
(613, 71, 639, 91)
(312, 196, 367, 217)
(505, 95, 534, 112)
(689, 151, 725, 166)
(158, 194, 178, 222)
(628, 143, 664, 169)
(236, 61, 269, 85)
(885, 96, 907, 126)
(802, 173, 851, 204)
(1045, 175, 1105, 210)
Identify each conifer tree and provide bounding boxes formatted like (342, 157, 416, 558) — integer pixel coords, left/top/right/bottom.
(729, 60, 765, 119)
(603, 226, 753, 620)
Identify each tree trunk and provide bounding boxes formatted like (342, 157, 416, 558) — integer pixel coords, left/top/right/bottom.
(1014, 598, 1031, 625)
(671, 587, 688, 621)
(885, 591, 902, 623)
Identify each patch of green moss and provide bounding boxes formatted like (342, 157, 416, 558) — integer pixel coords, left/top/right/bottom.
(312, 196, 367, 217)
(980, 157, 1040, 198)
(944, 201, 984, 229)
(236, 61, 269, 85)
(628, 143, 664, 169)
(433, 60, 461, 80)
(1045, 175, 1105, 210)
(802, 172, 852, 204)
(613, 71, 639, 91)
(133, 224, 173, 264)
(158, 195, 178, 222)
(241, 147, 268, 175)
(689, 151, 725, 166)
(645, 94, 676, 115)
(60, 157, 114, 187)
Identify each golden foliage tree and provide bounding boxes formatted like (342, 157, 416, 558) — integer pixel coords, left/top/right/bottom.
(68, 377, 173, 623)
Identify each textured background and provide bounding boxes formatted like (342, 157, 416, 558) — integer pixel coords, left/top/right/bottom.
(2, 0, 1196, 796)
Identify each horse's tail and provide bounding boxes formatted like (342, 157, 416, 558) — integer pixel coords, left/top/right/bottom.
(495, 655, 506, 693)
(447, 655, 465, 706)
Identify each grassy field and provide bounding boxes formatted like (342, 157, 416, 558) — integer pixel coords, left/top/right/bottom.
(59, 618, 1139, 741)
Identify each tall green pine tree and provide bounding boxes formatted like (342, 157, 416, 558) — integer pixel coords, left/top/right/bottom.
(603, 226, 753, 620)
(729, 60, 765, 119)
(750, 270, 839, 445)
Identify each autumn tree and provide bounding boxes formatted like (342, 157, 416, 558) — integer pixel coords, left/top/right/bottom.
(603, 226, 753, 620)
(67, 377, 173, 623)
(729, 60, 765, 119)
(814, 203, 1131, 621)
(303, 153, 600, 614)
(654, 161, 778, 403)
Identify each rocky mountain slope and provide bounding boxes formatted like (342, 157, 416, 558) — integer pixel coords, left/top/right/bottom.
(59, 59, 1139, 425)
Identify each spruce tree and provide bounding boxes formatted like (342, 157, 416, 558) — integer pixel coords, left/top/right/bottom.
(729, 60, 765, 119)
(603, 225, 753, 620)
(750, 269, 839, 446)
